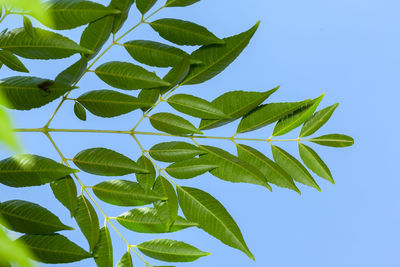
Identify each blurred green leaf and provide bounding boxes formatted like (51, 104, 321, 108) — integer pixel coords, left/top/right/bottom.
(117, 251, 132, 267)
(0, 50, 28, 72)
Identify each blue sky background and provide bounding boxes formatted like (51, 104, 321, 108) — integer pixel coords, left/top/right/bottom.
(1, 0, 400, 266)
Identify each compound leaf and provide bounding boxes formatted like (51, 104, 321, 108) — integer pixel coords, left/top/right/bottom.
(199, 88, 278, 130)
(199, 145, 271, 190)
(309, 134, 354, 148)
(50, 175, 78, 217)
(17, 234, 91, 263)
(92, 179, 164, 206)
(0, 50, 28, 72)
(183, 21, 259, 85)
(137, 238, 209, 262)
(149, 112, 203, 135)
(298, 143, 334, 183)
(136, 0, 157, 14)
(75, 195, 100, 252)
(95, 61, 170, 90)
(0, 28, 92, 59)
(0, 76, 76, 110)
(271, 145, 320, 190)
(152, 176, 179, 230)
(0, 200, 73, 234)
(236, 144, 300, 193)
(177, 186, 254, 260)
(94, 226, 113, 267)
(149, 141, 206, 162)
(117, 251, 133, 267)
(166, 158, 218, 179)
(77, 90, 152, 118)
(167, 94, 228, 119)
(300, 103, 339, 137)
(0, 154, 78, 187)
(73, 147, 149, 176)
(150, 18, 223, 46)
(74, 102, 87, 121)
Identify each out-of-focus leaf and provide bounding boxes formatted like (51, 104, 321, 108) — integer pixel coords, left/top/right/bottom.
(309, 134, 354, 147)
(149, 141, 206, 162)
(75, 195, 99, 252)
(94, 226, 113, 267)
(0, 76, 76, 110)
(77, 90, 152, 118)
(22, 16, 35, 38)
(136, 238, 209, 262)
(167, 94, 228, 119)
(0, 154, 78, 187)
(0, 50, 28, 72)
(150, 112, 203, 135)
(271, 145, 320, 190)
(0, 200, 73, 234)
(166, 158, 218, 179)
(152, 176, 179, 230)
(95, 61, 170, 90)
(183, 21, 259, 85)
(73, 147, 148, 176)
(17, 234, 91, 263)
(150, 18, 223, 46)
(136, 0, 157, 14)
(109, 0, 135, 34)
(165, 0, 200, 7)
(92, 179, 164, 206)
(236, 144, 300, 193)
(136, 156, 156, 192)
(0, 93, 20, 151)
(199, 88, 278, 130)
(0, 28, 92, 59)
(1, 0, 51, 26)
(300, 103, 339, 137)
(177, 186, 254, 259)
(117, 251, 132, 267)
(298, 143, 334, 183)
(50, 175, 78, 217)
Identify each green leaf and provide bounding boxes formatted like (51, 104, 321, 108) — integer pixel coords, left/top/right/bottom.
(199, 145, 271, 190)
(17, 234, 92, 263)
(183, 21, 259, 85)
(159, 56, 190, 95)
(309, 134, 354, 147)
(150, 18, 223, 46)
(22, 16, 35, 39)
(117, 251, 132, 267)
(92, 179, 164, 206)
(95, 61, 170, 90)
(273, 94, 324, 136)
(55, 57, 88, 85)
(0, 76, 76, 110)
(74, 102, 87, 121)
(0, 94, 20, 152)
(152, 176, 179, 230)
(237, 99, 312, 134)
(2, 0, 51, 26)
(136, 0, 157, 15)
(199, 87, 278, 130)
(77, 90, 152, 118)
(0, 200, 73, 234)
(75, 195, 100, 252)
(149, 112, 203, 135)
(177, 186, 254, 259)
(271, 145, 320, 190)
(80, 15, 113, 60)
(149, 141, 206, 162)
(299, 103, 339, 137)
(94, 226, 113, 267)
(73, 147, 148, 176)
(165, 0, 200, 7)
(35, 0, 120, 30)
(138, 88, 159, 111)
(116, 207, 196, 233)
(136, 238, 209, 262)
(136, 156, 156, 192)
(50, 175, 78, 217)
(236, 144, 301, 193)
(0, 50, 28, 72)
(166, 158, 218, 179)
(298, 143, 334, 183)
(123, 40, 190, 68)
(0, 154, 78, 188)
(0, 28, 92, 59)
(109, 0, 135, 34)
(167, 94, 228, 119)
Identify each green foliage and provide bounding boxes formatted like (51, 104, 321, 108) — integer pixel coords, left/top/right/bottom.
(0, 1, 353, 266)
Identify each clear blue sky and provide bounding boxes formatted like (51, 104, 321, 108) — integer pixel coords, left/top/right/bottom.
(1, 0, 399, 266)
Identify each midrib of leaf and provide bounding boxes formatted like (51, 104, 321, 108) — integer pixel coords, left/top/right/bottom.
(0, 209, 70, 229)
(117, 217, 161, 225)
(167, 164, 218, 171)
(23, 244, 86, 256)
(78, 98, 151, 106)
(95, 70, 161, 83)
(138, 243, 207, 257)
(94, 186, 165, 200)
(310, 138, 353, 143)
(151, 21, 219, 41)
(274, 146, 311, 179)
(301, 105, 337, 136)
(72, 159, 134, 170)
(167, 99, 220, 114)
(150, 115, 197, 132)
(124, 42, 185, 58)
(80, 196, 98, 249)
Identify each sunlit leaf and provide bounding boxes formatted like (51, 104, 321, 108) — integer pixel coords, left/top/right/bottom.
(94, 226, 113, 267)
(152, 176, 179, 230)
(165, 0, 200, 7)
(149, 112, 203, 135)
(299, 103, 339, 137)
(309, 134, 354, 148)
(0, 50, 28, 72)
(166, 158, 218, 179)
(136, 156, 156, 192)
(298, 143, 334, 183)
(117, 251, 132, 267)
(50, 175, 78, 217)
(1, 0, 51, 26)
(75, 195, 100, 252)
(149, 141, 206, 162)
